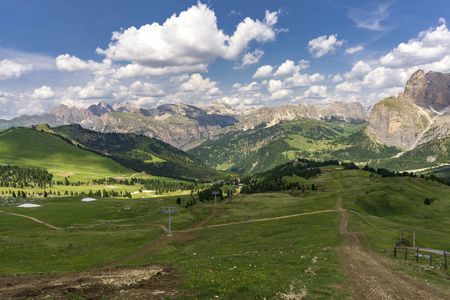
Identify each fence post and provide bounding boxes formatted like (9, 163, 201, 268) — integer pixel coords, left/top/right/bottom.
(444, 252, 447, 270)
(416, 248, 419, 263)
(430, 252, 432, 267)
(394, 245, 397, 258)
(405, 247, 407, 261)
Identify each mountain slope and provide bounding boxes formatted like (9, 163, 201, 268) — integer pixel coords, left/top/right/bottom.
(53, 124, 220, 180)
(0, 127, 132, 181)
(188, 118, 366, 173)
(374, 137, 450, 171)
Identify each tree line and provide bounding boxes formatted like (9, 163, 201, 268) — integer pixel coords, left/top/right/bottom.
(0, 165, 53, 189)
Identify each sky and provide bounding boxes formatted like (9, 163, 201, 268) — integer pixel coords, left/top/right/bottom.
(0, 0, 450, 119)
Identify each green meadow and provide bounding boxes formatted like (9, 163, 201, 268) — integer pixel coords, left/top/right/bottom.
(0, 128, 133, 182)
(1, 167, 449, 298)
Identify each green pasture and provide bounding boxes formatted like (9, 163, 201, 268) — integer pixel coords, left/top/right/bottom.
(128, 213, 347, 299)
(0, 195, 214, 274)
(1, 167, 449, 298)
(0, 128, 133, 182)
(338, 169, 450, 250)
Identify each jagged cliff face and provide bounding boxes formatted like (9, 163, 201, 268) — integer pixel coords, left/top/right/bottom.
(1, 100, 368, 148)
(366, 70, 450, 150)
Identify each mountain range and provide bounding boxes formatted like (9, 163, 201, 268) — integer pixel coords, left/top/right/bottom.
(1, 69, 449, 175)
(0, 99, 368, 149)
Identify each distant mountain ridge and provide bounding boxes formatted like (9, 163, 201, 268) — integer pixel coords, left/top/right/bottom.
(0, 100, 368, 148)
(1, 69, 449, 175)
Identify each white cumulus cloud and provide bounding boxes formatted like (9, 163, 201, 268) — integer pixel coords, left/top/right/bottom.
(274, 60, 299, 77)
(380, 19, 450, 68)
(344, 60, 372, 79)
(31, 86, 55, 99)
(253, 65, 274, 78)
(130, 81, 165, 97)
(308, 34, 345, 58)
(96, 2, 278, 74)
(0, 60, 33, 80)
(235, 49, 265, 69)
(304, 85, 327, 98)
(267, 79, 284, 93)
(179, 73, 220, 95)
(55, 54, 110, 72)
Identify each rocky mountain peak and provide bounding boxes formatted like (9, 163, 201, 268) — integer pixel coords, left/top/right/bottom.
(401, 69, 450, 111)
(88, 101, 113, 116)
(366, 69, 450, 150)
(402, 70, 427, 105)
(319, 101, 368, 123)
(113, 102, 142, 113)
(203, 102, 249, 116)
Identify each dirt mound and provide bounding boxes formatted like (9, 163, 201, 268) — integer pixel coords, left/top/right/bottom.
(0, 265, 187, 299)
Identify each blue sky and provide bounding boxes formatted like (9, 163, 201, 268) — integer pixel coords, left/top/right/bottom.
(0, 0, 449, 119)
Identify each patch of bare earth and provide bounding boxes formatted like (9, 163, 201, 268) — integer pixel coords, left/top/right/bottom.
(338, 209, 450, 299)
(0, 265, 191, 299)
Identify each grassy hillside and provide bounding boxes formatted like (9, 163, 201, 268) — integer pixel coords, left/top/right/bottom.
(0, 127, 132, 181)
(53, 124, 220, 180)
(340, 169, 450, 254)
(373, 137, 450, 171)
(188, 118, 365, 172)
(221, 128, 400, 174)
(1, 166, 449, 298)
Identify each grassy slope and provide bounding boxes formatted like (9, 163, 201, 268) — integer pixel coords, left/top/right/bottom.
(374, 137, 450, 171)
(54, 124, 219, 180)
(1, 168, 449, 298)
(234, 129, 400, 174)
(188, 118, 365, 173)
(339, 169, 450, 253)
(0, 128, 132, 181)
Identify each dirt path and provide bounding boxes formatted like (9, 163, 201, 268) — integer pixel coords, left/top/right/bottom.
(0, 210, 60, 230)
(190, 197, 231, 230)
(179, 209, 335, 232)
(337, 173, 450, 299)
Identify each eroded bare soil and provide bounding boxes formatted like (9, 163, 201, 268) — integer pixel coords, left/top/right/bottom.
(0, 265, 186, 299)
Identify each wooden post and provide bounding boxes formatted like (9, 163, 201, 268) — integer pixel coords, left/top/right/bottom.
(405, 247, 408, 261)
(416, 248, 419, 263)
(430, 252, 432, 267)
(394, 245, 397, 258)
(444, 252, 447, 270)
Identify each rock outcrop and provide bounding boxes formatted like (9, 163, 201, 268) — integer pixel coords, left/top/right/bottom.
(366, 70, 450, 150)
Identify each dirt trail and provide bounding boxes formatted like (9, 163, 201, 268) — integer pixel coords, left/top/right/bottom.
(337, 173, 450, 299)
(185, 209, 334, 231)
(0, 210, 60, 230)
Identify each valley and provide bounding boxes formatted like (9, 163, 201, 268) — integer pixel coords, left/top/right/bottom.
(0, 70, 449, 299)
